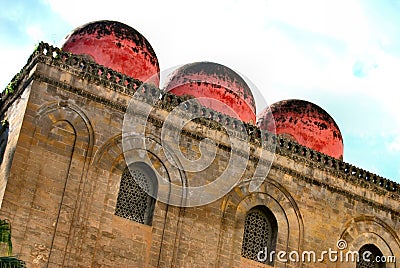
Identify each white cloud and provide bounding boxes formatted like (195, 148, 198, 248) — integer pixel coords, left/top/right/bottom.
(388, 135, 400, 153)
(0, 45, 35, 89)
(41, 0, 400, 131)
(26, 25, 44, 43)
(265, 0, 371, 44)
(18, 1, 400, 114)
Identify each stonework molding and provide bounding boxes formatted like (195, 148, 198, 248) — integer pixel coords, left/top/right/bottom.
(340, 215, 400, 267)
(36, 101, 94, 146)
(92, 133, 124, 169)
(91, 133, 188, 267)
(94, 133, 189, 208)
(94, 134, 185, 185)
(25, 43, 400, 205)
(40, 63, 399, 214)
(217, 178, 304, 267)
(0, 38, 399, 268)
(32, 100, 94, 266)
(272, 163, 400, 217)
(30, 243, 50, 266)
(33, 73, 128, 113)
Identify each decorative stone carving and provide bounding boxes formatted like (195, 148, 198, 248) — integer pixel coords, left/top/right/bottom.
(31, 243, 49, 265)
(3, 42, 399, 199)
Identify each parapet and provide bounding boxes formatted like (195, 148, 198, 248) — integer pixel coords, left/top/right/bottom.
(1, 42, 399, 201)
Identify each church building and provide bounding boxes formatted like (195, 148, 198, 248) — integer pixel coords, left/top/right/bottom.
(0, 20, 398, 267)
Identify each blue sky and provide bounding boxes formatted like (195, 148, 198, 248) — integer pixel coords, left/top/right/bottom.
(1, 0, 400, 183)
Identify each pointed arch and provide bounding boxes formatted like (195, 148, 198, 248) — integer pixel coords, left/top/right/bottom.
(340, 215, 399, 268)
(18, 101, 94, 267)
(216, 177, 304, 267)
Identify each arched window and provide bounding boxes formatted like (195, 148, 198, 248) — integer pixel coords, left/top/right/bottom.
(357, 244, 386, 268)
(115, 162, 157, 225)
(241, 205, 278, 266)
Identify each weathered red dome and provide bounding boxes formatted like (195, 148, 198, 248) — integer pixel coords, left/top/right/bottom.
(257, 99, 343, 159)
(163, 62, 256, 124)
(62, 20, 160, 86)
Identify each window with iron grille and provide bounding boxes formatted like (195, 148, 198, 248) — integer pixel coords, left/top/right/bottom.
(241, 206, 278, 266)
(115, 163, 157, 225)
(357, 244, 386, 268)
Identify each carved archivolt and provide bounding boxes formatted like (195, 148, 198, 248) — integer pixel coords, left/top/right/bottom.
(340, 215, 400, 268)
(217, 177, 304, 267)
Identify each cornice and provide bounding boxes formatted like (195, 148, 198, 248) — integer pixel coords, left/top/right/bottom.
(1, 42, 399, 207)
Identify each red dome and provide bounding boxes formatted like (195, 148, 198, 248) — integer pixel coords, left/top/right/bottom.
(257, 99, 343, 159)
(62, 20, 160, 86)
(164, 62, 256, 124)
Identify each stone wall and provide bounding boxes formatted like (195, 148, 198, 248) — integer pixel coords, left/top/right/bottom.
(0, 43, 398, 267)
